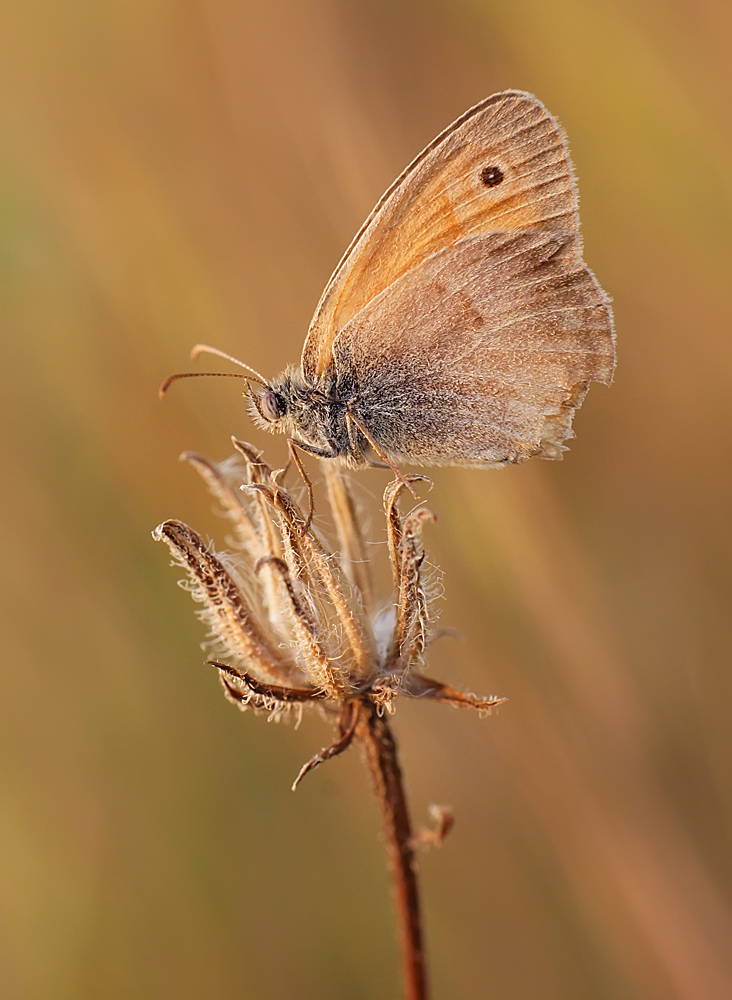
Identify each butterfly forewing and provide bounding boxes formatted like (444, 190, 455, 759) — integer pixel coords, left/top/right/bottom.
(302, 91, 581, 378)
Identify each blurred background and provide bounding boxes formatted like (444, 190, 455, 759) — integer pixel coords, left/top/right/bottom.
(2, 1, 732, 997)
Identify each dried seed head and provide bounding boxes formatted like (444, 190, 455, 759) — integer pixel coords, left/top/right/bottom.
(154, 443, 504, 777)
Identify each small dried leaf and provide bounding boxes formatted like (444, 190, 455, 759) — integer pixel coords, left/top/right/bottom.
(291, 702, 359, 790)
(152, 519, 303, 685)
(324, 464, 374, 615)
(411, 804, 455, 849)
(251, 480, 375, 681)
(211, 660, 321, 721)
(392, 508, 435, 672)
(384, 476, 431, 594)
(181, 452, 262, 554)
(402, 674, 505, 713)
(256, 555, 353, 699)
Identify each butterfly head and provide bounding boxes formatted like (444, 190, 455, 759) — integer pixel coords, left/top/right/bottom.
(248, 368, 349, 461)
(249, 368, 318, 438)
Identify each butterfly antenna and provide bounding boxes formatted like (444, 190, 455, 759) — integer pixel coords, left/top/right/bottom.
(191, 344, 267, 386)
(158, 371, 251, 400)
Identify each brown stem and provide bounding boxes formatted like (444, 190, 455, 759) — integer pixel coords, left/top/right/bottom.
(356, 700, 428, 1000)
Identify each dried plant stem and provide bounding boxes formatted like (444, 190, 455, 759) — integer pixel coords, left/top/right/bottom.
(156, 453, 504, 998)
(357, 700, 428, 1000)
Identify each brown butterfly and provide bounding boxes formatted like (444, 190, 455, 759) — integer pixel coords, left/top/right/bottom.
(170, 91, 615, 479)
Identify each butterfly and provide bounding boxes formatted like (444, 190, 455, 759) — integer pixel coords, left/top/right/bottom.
(169, 91, 615, 481)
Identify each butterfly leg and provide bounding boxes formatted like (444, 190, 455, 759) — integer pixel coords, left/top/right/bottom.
(286, 437, 340, 531)
(345, 410, 419, 500)
(285, 438, 317, 530)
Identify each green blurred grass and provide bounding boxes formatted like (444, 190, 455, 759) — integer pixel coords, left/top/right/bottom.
(1, 1, 732, 997)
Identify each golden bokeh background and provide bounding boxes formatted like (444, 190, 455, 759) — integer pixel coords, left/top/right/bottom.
(2, 1, 732, 997)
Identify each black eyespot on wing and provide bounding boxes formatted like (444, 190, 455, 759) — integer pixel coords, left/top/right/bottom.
(481, 165, 504, 188)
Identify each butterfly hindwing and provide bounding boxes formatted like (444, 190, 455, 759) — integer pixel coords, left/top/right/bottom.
(332, 228, 613, 466)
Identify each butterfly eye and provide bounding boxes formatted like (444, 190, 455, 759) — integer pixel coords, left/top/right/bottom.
(480, 165, 504, 187)
(259, 389, 285, 422)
